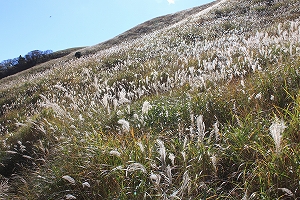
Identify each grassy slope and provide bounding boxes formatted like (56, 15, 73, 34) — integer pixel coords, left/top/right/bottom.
(0, 0, 300, 199)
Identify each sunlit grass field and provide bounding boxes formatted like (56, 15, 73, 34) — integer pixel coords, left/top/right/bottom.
(1, 0, 300, 199)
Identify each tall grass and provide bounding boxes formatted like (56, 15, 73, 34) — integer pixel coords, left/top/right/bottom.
(0, 0, 300, 199)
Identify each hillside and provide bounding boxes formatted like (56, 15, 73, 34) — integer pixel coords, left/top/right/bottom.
(0, 0, 221, 89)
(0, 0, 300, 199)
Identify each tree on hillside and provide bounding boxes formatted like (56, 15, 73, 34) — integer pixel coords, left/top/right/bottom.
(17, 55, 26, 66)
(75, 51, 82, 58)
(0, 49, 53, 79)
(25, 50, 42, 66)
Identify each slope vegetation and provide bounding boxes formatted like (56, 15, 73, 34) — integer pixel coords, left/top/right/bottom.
(1, 0, 300, 199)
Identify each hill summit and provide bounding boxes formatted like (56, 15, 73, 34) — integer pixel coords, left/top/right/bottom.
(1, 0, 300, 199)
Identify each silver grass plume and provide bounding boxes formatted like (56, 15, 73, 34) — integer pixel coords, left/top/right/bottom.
(269, 117, 287, 154)
(170, 171, 190, 199)
(156, 139, 166, 169)
(196, 115, 205, 142)
(126, 163, 147, 176)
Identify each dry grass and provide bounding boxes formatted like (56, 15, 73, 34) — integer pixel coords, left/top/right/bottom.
(0, 0, 300, 199)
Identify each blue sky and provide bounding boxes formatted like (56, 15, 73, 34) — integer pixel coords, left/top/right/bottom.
(0, 0, 212, 62)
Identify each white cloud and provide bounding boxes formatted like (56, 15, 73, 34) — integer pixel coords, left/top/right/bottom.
(167, 0, 175, 4)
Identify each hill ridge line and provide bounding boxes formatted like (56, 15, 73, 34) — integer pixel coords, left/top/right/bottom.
(81, 0, 223, 55)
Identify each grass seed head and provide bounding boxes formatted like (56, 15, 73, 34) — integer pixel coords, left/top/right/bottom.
(156, 139, 167, 169)
(62, 175, 75, 184)
(118, 119, 130, 132)
(269, 117, 287, 153)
